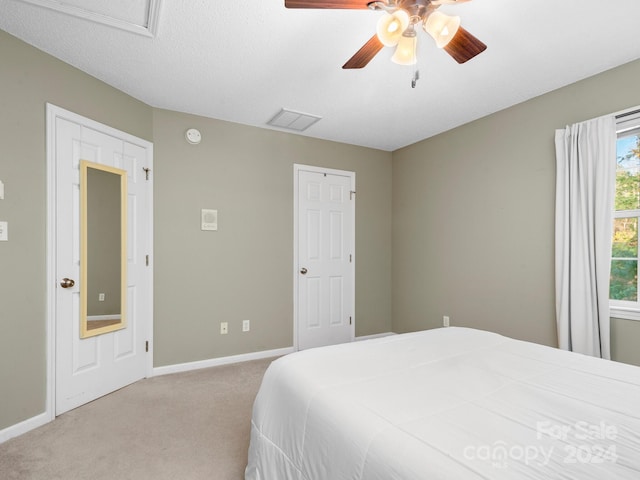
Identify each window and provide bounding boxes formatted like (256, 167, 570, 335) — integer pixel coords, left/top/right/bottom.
(610, 112, 640, 320)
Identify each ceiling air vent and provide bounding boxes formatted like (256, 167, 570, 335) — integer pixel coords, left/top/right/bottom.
(267, 109, 322, 132)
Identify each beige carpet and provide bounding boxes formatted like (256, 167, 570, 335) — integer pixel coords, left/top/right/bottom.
(0, 357, 274, 480)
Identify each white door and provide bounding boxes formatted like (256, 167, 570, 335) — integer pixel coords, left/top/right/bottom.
(295, 165, 355, 350)
(49, 105, 153, 415)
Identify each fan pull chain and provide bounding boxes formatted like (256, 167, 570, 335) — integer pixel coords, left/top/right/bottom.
(410, 46, 419, 88)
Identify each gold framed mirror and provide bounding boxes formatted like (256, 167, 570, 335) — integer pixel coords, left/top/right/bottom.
(80, 160, 127, 338)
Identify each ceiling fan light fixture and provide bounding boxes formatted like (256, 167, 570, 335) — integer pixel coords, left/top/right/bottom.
(424, 11, 460, 48)
(376, 10, 410, 47)
(391, 34, 417, 65)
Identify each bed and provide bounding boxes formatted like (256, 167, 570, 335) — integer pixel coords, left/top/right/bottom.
(245, 327, 640, 479)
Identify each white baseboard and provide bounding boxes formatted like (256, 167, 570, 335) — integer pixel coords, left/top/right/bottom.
(152, 346, 296, 377)
(355, 332, 396, 341)
(152, 336, 396, 377)
(0, 410, 52, 445)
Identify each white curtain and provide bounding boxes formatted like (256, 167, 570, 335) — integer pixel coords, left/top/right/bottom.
(555, 116, 616, 359)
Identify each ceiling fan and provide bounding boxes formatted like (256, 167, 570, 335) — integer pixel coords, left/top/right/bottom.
(284, 0, 486, 70)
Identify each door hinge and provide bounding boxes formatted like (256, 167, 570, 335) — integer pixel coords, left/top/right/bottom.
(349, 254, 352, 263)
(350, 190, 356, 200)
(145, 254, 150, 266)
(143, 167, 151, 181)
(349, 316, 352, 325)
(145, 340, 149, 352)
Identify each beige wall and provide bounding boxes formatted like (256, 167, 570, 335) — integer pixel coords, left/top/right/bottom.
(611, 318, 640, 367)
(152, 109, 392, 366)
(392, 59, 640, 358)
(0, 30, 153, 430)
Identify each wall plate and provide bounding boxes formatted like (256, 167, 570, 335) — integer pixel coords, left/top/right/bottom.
(201, 209, 218, 231)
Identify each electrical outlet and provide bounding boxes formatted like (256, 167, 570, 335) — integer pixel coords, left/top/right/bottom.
(242, 320, 250, 332)
(443, 315, 450, 327)
(98, 293, 105, 302)
(220, 322, 228, 335)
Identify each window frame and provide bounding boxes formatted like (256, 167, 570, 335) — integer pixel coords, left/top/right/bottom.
(610, 113, 640, 321)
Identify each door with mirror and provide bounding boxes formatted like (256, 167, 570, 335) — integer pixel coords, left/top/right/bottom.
(50, 105, 153, 415)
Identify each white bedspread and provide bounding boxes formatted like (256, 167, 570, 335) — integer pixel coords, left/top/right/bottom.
(245, 327, 640, 479)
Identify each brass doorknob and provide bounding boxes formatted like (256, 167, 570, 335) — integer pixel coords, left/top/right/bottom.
(60, 278, 75, 288)
(300, 268, 308, 275)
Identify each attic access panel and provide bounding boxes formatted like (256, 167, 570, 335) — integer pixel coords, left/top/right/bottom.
(17, 0, 162, 36)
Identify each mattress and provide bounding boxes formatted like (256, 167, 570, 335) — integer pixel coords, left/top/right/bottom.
(245, 327, 640, 479)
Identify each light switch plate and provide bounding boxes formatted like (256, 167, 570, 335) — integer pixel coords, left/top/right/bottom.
(201, 209, 218, 231)
(0, 221, 7, 241)
(0, 180, 4, 200)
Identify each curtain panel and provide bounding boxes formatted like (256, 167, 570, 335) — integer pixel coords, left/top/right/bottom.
(555, 116, 616, 359)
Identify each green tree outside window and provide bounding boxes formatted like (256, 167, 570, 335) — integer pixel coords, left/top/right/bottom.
(611, 134, 640, 301)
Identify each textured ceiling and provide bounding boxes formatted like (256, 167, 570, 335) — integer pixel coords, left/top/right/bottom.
(2, 0, 640, 151)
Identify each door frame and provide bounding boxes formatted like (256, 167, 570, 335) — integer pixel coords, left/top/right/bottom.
(45, 104, 154, 420)
(293, 164, 355, 351)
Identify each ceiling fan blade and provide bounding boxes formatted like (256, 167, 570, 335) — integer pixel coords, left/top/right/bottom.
(285, 0, 370, 8)
(443, 26, 487, 64)
(342, 35, 384, 69)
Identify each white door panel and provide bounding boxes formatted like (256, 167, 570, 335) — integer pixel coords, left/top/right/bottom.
(296, 167, 354, 350)
(51, 107, 152, 415)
